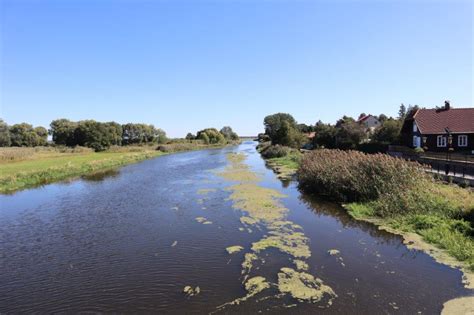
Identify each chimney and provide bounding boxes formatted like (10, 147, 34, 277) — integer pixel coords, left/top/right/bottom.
(444, 100, 450, 110)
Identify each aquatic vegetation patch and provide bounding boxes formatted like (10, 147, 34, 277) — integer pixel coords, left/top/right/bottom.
(293, 259, 309, 271)
(216, 152, 335, 309)
(195, 216, 213, 224)
(240, 216, 258, 226)
(251, 231, 310, 259)
(197, 188, 217, 195)
(226, 246, 244, 254)
(183, 285, 201, 297)
(277, 267, 336, 303)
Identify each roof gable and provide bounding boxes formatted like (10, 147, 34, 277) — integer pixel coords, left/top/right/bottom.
(414, 108, 474, 134)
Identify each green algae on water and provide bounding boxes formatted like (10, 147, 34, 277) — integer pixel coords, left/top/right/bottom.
(277, 267, 336, 303)
(197, 188, 217, 195)
(293, 259, 309, 271)
(195, 216, 213, 224)
(216, 152, 335, 308)
(226, 245, 244, 254)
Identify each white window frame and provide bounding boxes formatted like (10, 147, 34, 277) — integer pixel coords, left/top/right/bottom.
(413, 122, 417, 132)
(458, 135, 468, 147)
(437, 135, 447, 147)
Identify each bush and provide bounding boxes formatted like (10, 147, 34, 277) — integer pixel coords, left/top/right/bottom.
(299, 149, 474, 218)
(260, 145, 290, 159)
(298, 149, 430, 207)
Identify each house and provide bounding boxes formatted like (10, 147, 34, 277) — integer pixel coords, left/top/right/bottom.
(401, 101, 474, 153)
(357, 115, 380, 132)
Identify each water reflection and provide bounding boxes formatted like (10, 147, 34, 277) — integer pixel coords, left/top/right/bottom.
(82, 169, 120, 182)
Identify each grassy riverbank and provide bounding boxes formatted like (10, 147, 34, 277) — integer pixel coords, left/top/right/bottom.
(260, 147, 474, 284)
(0, 141, 238, 194)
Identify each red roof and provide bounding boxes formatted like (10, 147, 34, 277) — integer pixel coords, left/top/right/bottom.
(357, 115, 372, 122)
(413, 107, 474, 134)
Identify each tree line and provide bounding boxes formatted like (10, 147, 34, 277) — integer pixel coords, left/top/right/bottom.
(0, 118, 167, 151)
(186, 126, 239, 144)
(260, 104, 419, 152)
(0, 118, 240, 151)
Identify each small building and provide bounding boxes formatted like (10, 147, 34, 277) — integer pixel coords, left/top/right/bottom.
(357, 115, 380, 132)
(401, 101, 474, 153)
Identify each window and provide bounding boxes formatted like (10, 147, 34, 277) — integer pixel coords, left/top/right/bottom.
(413, 123, 417, 132)
(413, 136, 420, 147)
(437, 135, 446, 147)
(458, 135, 468, 147)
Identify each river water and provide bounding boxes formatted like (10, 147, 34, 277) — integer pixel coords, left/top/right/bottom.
(0, 141, 470, 313)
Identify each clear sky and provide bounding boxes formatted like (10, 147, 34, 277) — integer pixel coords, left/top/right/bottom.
(1, 0, 472, 137)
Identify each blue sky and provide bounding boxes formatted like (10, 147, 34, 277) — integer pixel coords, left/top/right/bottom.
(1, 0, 472, 137)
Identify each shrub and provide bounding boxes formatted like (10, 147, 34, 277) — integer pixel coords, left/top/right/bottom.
(260, 145, 290, 159)
(298, 149, 428, 202)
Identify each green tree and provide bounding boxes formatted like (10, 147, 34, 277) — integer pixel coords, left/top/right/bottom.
(398, 104, 407, 120)
(312, 121, 337, 149)
(263, 113, 303, 148)
(0, 119, 11, 147)
(220, 126, 239, 140)
(185, 133, 195, 141)
(50, 119, 77, 146)
(74, 120, 115, 151)
(335, 120, 366, 150)
(34, 126, 48, 146)
(372, 119, 402, 144)
(297, 123, 313, 133)
(10, 123, 45, 147)
(105, 122, 123, 146)
(197, 128, 226, 144)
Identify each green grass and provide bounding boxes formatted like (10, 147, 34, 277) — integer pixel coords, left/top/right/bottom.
(267, 151, 301, 170)
(0, 150, 164, 193)
(347, 202, 474, 271)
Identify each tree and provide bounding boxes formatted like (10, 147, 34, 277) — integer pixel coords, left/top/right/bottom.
(277, 120, 306, 148)
(264, 113, 297, 142)
(74, 120, 116, 151)
(398, 104, 407, 120)
(185, 133, 195, 141)
(335, 120, 366, 150)
(121, 123, 165, 145)
(9, 123, 46, 147)
(297, 123, 313, 133)
(312, 121, 337, 149)
(0, 119, 11, 147)
(263, 113, 304, 148)
(50, 119, 77, 146)
(197, 128, 226, 144)
(378, 114, 388, 123)
(220, 126, 239, 140)
(358, 113, 367, 120)
(105, 122, 123, 146)
(372, 119, 402, 144)
(34, 127, 48, 146)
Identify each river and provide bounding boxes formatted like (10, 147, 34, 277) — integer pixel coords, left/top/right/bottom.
(0, 141, 469, 313)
